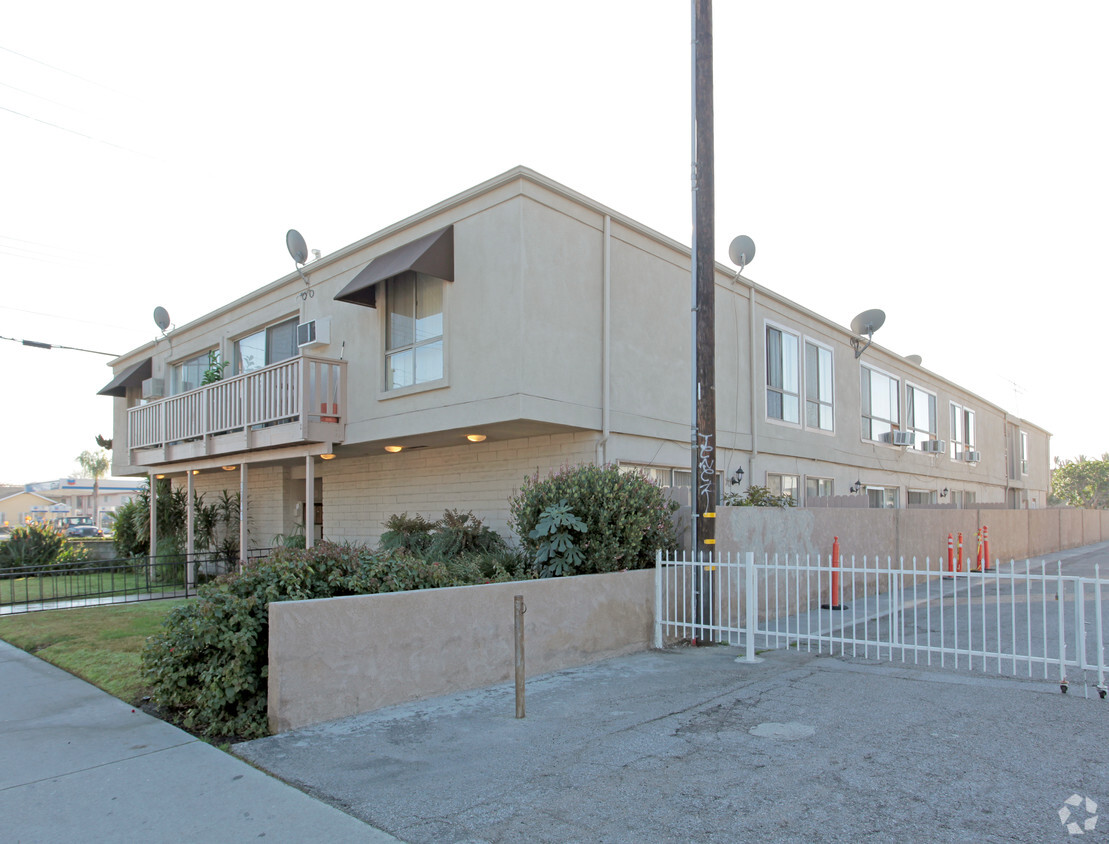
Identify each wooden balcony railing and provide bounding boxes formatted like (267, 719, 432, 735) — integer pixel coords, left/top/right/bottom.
(127, 355, 347, 464)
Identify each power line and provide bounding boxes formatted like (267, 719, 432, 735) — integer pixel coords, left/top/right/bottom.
(0, 334, 117, 357)
(0, 103, 148, 157)
(0, 44, 117, 93)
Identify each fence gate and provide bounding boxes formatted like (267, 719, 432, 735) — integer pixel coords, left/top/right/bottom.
(655, 551, 1108, 697)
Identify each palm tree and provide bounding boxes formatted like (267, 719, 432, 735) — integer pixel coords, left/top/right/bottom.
(76, 449, 110, 528)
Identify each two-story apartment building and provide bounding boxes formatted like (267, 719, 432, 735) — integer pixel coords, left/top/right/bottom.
(99, 167, 1050, 552)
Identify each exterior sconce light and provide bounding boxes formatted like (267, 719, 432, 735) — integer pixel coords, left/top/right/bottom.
(850, 480, 862, 494)
(729, 467, 744, 485)
(940, 487, 949, 498)
(384, 445, 403, 453)
(466, 434, 487, 443)
(320, 453, 336, 460)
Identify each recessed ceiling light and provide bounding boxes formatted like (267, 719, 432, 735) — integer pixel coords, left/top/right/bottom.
(466, 434, 487, 443)
(320, 453, 336, 460)
(222, 465, 237, 471)
(384, 445, 403, 453)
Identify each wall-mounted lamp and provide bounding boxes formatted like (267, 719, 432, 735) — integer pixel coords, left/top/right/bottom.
(320, 453, 336, 460)
(850, 480, 862, 494)
(940, 488, 949, 498)
(384, 445, 403, 453)
(466, 434, 487, 443)
(729, 467, 745, 486)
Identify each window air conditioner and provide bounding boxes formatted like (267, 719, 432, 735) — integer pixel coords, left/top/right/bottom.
(883, 431, 915, 447)
(141, 378, 165, 399)
(964, 451, 981, 463)
(297, 318, 331, 348)
(920, 439, 946, 453)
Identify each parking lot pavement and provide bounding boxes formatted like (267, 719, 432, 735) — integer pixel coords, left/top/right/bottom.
(235, 643, 1109, 843)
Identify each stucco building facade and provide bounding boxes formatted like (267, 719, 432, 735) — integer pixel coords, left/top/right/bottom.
(99, 167, 1051, 551)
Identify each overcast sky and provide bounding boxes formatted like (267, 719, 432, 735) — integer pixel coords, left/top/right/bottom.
(2, 1, 1106, 484)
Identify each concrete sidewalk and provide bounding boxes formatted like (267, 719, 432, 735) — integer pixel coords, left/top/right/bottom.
(0, 639, 397, 843)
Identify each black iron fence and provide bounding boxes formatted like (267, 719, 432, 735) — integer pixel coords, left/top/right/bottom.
(0, 548, 273, 615)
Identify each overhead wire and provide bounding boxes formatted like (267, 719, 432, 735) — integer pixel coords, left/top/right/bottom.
(0, 333, 117, 357)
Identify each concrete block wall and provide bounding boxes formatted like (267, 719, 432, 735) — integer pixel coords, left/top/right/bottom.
(173, 466, 285, 551)
(320, 431, 599, 546)
(268, 568, 655, 733)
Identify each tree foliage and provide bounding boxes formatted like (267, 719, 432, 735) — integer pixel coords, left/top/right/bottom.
(1051, 454, 1109, 509)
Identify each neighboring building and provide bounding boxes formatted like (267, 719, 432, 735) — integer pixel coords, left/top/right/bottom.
(24, 478, 146, 528)
(0, 490, 59, 528)
(98, 167, 1051, 551)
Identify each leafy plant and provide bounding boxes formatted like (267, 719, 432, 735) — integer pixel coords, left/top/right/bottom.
(529, 499, 586, 577)
(142, 541, 515, 738)
(0, 521, 88, 570)
(722, 484, 797, 508)
(1051, 454, 1109, 509)
(509, 464, 679, 574)
(378, 512, 437, 554)
(429, 509, 508, 558)
(201, 350, 230, 385)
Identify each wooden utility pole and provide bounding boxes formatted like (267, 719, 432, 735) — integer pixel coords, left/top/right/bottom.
(691, 0, 716, 557)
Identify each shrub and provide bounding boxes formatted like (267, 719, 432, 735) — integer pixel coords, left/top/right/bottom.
(378, 512, 437, 554)
(142, 541, 511, 739)
(509, 464, 679, 575)
(379, 510, 509, 561)
(529, 499, 586, 578)
(722, 484, 797, 508)
(0, 522, 87, 570)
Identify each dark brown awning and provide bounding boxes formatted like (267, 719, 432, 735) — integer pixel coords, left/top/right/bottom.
(335, 225, 454, 309)
(97, 357, 152, 397)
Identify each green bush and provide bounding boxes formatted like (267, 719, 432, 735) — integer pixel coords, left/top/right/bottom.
(142, 541, 518, 739)
(509, 464, 680, 575)
(0, 522, 88, 570)
(379, 509, 509, 560)
(722, 484, 797, 508)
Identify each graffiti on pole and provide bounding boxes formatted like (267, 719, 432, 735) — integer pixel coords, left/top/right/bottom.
(698, 432, 715, 503)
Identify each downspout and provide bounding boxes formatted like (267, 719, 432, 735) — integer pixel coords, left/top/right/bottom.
(596, 214, 612, 466)
(748, 283, 758, 482)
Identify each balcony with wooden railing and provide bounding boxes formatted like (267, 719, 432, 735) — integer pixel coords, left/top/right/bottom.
(127, 355, 347, 466)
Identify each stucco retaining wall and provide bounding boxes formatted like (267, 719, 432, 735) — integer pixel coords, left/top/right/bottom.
(268, 568, 655, 733)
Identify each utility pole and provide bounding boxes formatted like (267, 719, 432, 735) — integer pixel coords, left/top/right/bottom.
(691, 0, 716, 558)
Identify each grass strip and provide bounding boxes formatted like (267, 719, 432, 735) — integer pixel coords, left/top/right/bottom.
(0, 599, 184, 704)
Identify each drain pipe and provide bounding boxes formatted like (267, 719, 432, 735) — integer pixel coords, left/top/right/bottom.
(596, 214, 612, 467)
(748, 283, 758, 481)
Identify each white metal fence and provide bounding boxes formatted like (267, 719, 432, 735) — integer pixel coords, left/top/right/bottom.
(655, 551, 1108, 697)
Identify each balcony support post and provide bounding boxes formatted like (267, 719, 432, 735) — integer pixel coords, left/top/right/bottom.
(186, 469, 195, 592)
(305, 454, 315, 550)
(148, 472, 158, 582)
(239, 463, 248, 573)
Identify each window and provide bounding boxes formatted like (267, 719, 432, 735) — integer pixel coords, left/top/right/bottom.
(950, 403, 976, 459)
(171, 351, 211, 395)
(672, 469, 723, 505)
(766, 326, 800, 423)
(806, 477, 834, 502)
(861, 365, 900, 441)
(906, 385, 938, 451)
(804, 341, 834, 431)
(233, 317, 298, 375)
(767, 473, 800, 502)
(618, 465, 671, 486)
(1020, 432, 1029, 475)
(385, 272, 443, 390)
(907, 489, 936, 508)
(867, 486, 898, 509)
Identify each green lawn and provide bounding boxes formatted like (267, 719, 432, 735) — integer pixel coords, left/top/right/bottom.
(0, 599, 185, 703)
(0, 569, 183, 604)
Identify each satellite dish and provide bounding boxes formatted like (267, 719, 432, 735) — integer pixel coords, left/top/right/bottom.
(849, 308, 885, 359)
(728, 235, 756, 272)
(286, 230, 308, 265)
(906, 354, 923, 366)
(153, 306, 171, 333)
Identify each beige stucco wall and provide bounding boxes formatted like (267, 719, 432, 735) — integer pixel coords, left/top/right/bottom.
(268, 568, 655, 733)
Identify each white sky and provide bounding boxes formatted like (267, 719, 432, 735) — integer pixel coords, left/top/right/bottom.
(2, 1, 1106, 484)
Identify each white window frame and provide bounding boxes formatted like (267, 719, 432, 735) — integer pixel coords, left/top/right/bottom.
(861, 364, 901, 443)
(766, 473, 800, 502)
(1020, 431, 1029, 475)
(381, 271, 447, 396)
(907, 489, 936, 508)
(805, 476, 834, 503)
(804, 338, 835, 433)
(765, 322, 801, 426)
(949, 402, 977, 460)
(905, 383, 938, 452)
(232, 316, 299, 376)
(171, 350, 214, 395)
(866, 486, 899, 509)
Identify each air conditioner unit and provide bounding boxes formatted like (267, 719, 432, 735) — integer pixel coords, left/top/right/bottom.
(921, 439, 946, 453)
(141, 377, 165, 399)
(882, 431, 915, 447)
(964, 451, 981, 463)
(297, 318, 331, 348)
